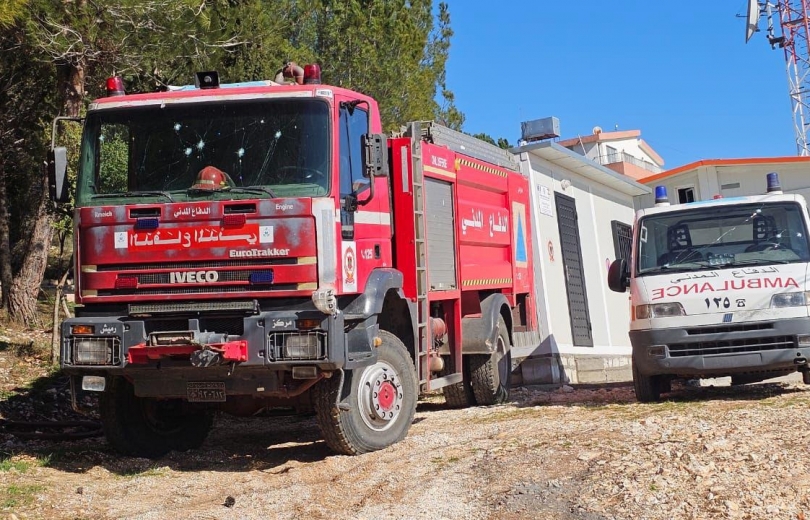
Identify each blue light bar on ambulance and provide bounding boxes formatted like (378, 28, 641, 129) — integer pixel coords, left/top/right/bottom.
(654, 186, 670, 206)
(766, 172, 783, 194)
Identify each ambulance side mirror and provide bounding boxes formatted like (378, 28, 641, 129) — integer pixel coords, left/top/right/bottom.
(607, 258, 629, 293)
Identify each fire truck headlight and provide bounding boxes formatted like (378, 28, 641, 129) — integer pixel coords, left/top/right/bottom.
(635, 302, 685, 319)
(770, 291, 810, 308)
(312, 286, 337, 315)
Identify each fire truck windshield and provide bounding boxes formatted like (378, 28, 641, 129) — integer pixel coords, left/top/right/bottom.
(636, 202, 810, 276)
(76, 98, 330, 206)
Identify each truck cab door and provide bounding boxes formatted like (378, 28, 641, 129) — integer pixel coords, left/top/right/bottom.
(337, 102, 391, 294)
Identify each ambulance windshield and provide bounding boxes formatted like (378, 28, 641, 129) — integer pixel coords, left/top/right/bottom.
(76, 98, 330, 205)
(636, 202, 810, 275)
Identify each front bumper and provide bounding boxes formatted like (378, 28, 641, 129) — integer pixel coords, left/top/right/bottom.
(630, 317, 810, 378)
(60, 306, 377, 373)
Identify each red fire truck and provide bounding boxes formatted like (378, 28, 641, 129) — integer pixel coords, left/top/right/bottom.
(48, 64, 537, 457)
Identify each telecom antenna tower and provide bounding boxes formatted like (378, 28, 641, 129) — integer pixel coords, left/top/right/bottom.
(746, 0, 810, 155)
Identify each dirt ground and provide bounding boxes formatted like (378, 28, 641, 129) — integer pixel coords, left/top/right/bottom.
(2, 327, 810, 520)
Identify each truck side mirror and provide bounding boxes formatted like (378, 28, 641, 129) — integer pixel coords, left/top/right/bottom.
(607, 258, 629, 293)
(362, 133, 389, 178)
(48, 146, 70, 203)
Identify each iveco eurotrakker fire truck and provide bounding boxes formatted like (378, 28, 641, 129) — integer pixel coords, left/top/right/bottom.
(48, 64, 537, 457)
(608, 173, 810, 402)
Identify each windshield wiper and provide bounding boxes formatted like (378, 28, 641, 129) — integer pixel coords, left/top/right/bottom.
(92, 191, 174, 202)
(724, 258, 794, 266)
(642, 264, 709, 275)
(186, 186, 277, 198)
(230, 186, 277, 198)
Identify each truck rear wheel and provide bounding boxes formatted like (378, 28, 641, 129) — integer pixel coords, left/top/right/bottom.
(100, 377, 213, 459)
(469, 316, 512, 406)
(441, 357, 475, 408)
(632, 360, 662, 403)
(313, 330, 418, 455)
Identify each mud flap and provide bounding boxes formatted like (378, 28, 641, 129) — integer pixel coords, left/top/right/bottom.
(335, 369, 352, 411)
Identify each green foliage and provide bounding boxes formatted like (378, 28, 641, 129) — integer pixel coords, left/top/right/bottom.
(0, 0, 28, 28)
(98, 125, 130, 193)
(1, 0, 465, 313)
(472, 133, 513, 150)
(1, 484, 43, 508)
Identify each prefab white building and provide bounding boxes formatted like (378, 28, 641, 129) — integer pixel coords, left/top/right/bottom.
(637, 157, 810, 205)
(510, 141, 651, 385)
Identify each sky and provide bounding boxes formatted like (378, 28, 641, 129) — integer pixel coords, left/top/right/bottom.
(443, 1, 797, 169)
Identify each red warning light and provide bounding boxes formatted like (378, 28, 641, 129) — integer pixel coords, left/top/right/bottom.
(303, 64, 321, 85)
(106, 77, 126, 97)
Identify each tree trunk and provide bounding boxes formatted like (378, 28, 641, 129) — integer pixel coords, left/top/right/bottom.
(62, 62, 84, 118)
(7, 171, 52, 326)
(6, 62, 84, 326)
(0, 166, 12, 308)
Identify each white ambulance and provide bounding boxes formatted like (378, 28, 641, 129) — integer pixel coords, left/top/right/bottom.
(608, 173, 810, 401)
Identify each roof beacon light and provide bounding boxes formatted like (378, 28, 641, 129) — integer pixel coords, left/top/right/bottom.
(766, 172, 783, 194)
(303, 63, 322, 85)
(105, 76, 126, 97)
(654, 186, 670, 207)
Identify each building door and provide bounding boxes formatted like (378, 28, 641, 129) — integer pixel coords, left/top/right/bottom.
(554, 193, 593, 347)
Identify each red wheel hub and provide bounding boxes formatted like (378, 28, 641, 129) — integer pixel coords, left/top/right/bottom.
(377, 381, 396, 411)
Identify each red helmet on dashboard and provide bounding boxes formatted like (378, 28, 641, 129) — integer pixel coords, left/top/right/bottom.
(191, 166, 234, 191)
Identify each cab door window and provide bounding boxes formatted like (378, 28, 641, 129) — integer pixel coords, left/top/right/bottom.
(339, 105, 369, 197)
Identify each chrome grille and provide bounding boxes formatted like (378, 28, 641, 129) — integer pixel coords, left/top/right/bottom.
(65, 336, 121, 366)
(268, 332, 326, 361)
(668, 336, 795, 357)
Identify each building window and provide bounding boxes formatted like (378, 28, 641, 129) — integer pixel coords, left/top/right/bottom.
(611, 220, 632, 261)
(605, 145, 620, 164)
(677, 187, 695, 204)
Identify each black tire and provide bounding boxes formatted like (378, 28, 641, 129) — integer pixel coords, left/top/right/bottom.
(441, 356, 476, 408)
(101, 377, 213, 459)
(312, 330, 418, 455)
(632, 359, 662, 403)
(469, 316, 512, 406)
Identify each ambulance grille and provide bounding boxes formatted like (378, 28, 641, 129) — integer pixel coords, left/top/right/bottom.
(668, 336, 795, 357)
(686, 323, 774, 335)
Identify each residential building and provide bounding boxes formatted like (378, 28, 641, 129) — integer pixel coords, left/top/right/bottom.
(558, 128, 665, 181)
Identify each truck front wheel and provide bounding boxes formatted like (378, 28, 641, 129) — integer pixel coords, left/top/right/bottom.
(632, 360, 663, 403)
(313, 330, 418, 455)
(100, 377, 213, 458)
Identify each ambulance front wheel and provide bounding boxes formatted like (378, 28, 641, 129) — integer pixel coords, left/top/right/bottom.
(632, 359, 663, 403)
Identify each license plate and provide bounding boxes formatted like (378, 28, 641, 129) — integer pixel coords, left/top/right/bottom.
(187, 381, 226, 402)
